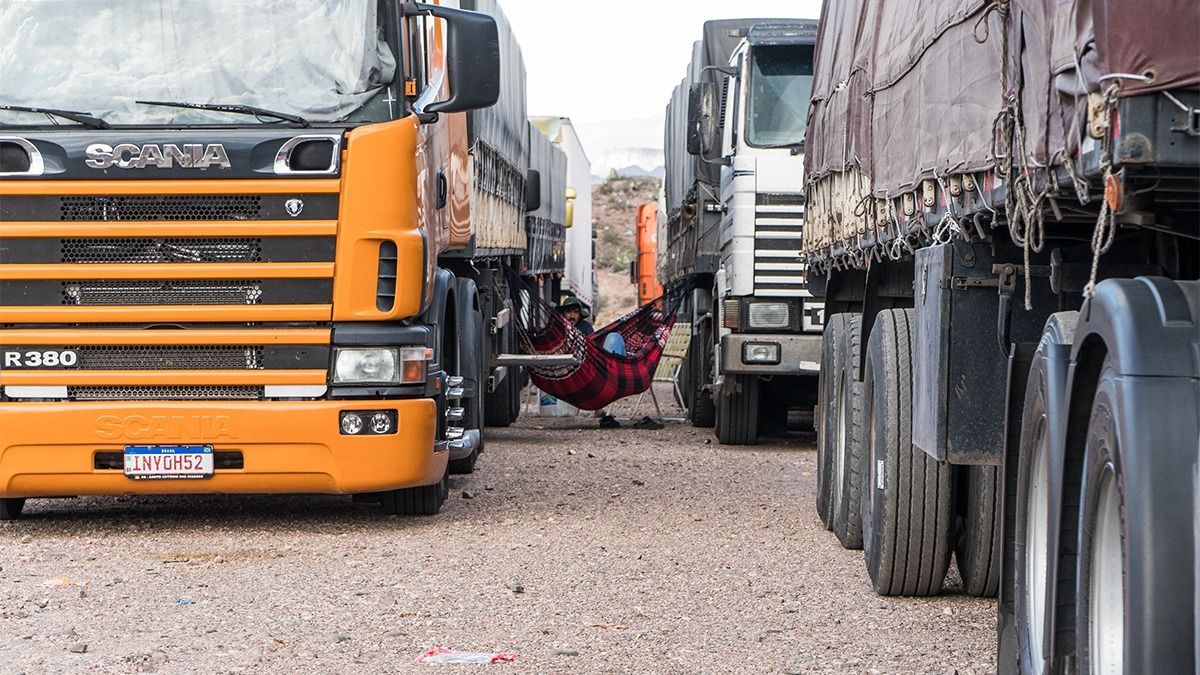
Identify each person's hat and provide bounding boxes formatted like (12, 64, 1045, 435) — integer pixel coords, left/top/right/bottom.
(557, 295, 589, 318)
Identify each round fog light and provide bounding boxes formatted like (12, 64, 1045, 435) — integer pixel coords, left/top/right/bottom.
(370, 413, 392, 434)
(341, 413, 364, 435)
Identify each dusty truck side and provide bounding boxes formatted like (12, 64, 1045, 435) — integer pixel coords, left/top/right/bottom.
(0, 0, 512, 516)
(662, 19, 825, 445)
(805, 0, 1199, 670)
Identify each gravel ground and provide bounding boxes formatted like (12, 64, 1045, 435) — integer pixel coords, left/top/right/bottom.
(0, 388, 997, 674)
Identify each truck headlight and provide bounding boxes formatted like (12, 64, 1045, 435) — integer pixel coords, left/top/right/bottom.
(747, 302, 790, 329)
(742, 342, 781, 365)
(333, 348, 399, 384)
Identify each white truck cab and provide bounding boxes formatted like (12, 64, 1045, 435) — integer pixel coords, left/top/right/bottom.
(678, 20, 824, 443)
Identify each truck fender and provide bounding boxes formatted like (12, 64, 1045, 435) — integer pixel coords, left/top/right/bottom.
(421, 268, 457, 374)
(1063, 277, 1200, 670)
(454, 277, 482, 398)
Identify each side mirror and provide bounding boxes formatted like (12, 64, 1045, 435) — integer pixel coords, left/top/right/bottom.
(564, 187, 577, 228)
(525, 170, 542, 213)
(404, 2, 500, 115)
(686, 82, 719, 157)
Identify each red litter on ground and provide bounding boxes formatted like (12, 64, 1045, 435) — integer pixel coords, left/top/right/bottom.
(417, 648, 517, 665)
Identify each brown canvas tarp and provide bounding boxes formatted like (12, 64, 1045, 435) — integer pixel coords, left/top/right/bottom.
(806, 0, 1200, 200)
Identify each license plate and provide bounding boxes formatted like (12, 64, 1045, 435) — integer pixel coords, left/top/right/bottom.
(124, 445, 214, 480)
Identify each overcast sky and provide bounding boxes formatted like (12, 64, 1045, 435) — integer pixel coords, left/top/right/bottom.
(502, 0, 823, 157)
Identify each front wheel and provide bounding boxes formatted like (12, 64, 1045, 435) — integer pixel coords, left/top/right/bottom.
(381, 471, 447, 516)
(687, 329, 716, 428)
(715, 375, 760, 445)
(0, 498, 26, 521)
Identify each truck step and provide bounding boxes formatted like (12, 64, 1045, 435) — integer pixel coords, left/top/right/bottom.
(494, 354, 578, 367)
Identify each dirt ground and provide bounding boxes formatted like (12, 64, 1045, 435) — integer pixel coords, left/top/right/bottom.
(0, 386, 997, 674)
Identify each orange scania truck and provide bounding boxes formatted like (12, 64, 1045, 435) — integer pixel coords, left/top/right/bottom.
(0, 0, 537, 518)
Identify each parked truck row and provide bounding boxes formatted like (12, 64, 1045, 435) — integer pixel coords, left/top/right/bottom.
(804, 0, 1199, 671)
(661, 19, 826, 445)
(0, 0, 588, 518)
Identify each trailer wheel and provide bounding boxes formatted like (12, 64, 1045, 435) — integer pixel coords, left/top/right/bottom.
(688, 327, 716, 428)
(485, 323, 515, 428)
(382, 471, 447, 516)
(816, 314, 847, 530)
(1013, 312, 1077, 674)
(0, 498, 25, 521)
(861, 308, 952, 596)
(715, 375, 759, 445)
(955, 465, 1001, 597)
(832, 314, 865, 549)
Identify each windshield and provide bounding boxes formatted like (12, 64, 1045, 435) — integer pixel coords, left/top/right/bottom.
(0, 0, 396, 127)
(746, 45, 814, 148)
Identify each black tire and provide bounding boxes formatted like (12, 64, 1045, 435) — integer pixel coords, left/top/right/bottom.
(688, 327, 716, 428)
(0, 498, 25, 521)
(861, 308, 952, 596)
(832, 314, 865, 549)
(381, 471, 447, 516)
(1013, 312, 1076, 674)
(816, 314, 847, 530)
(955, 464, 1002, 597)
(450, 283, 486, 475)
(507, 363, 522, 424)
(484, 323, 514, 428)
(1072, 360, 1197, 673)
(715, 374, 760, 445)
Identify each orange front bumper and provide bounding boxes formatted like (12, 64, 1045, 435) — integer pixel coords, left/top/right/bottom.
(0, 399, 442, 497)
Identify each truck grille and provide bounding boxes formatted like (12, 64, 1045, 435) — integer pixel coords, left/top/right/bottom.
(72, 346, 266, 370)
(60, 195, 262, 222)
(62, 280, 264, 306)
(62, 237, 263, 263)
(753, 193, 809, 298)
(68, 386, 262, 401)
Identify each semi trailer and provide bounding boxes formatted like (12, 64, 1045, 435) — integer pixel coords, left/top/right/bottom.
(530, 116, 596, 313)
(805, 0, 1199, 671)
(662, 19, 825, 445)
(0, 0, 543, 516)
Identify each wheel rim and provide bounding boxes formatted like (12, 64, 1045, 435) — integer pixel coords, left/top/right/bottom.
(1089, 466, 1123, 675)
(1024, 418, 1050, 675)
(833, 373, 847, 511)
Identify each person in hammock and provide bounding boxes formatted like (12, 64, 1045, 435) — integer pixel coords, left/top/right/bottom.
(557, 295, 625, 428)
(557, 295, 626, 355)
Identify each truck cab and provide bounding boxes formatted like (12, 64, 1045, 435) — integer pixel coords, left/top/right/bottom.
(684, 20, 824, 443)
(0, 0, 505, 518)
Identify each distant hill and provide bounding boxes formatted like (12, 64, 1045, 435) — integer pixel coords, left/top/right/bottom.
(573, 117, 665, 183)
(591, 148, 666, 183)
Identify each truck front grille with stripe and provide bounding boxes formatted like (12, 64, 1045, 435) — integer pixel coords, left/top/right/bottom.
(68, 386, 263, 401)
(0, 181, 339, 401)
(753, 193, 809, 298)
(752, 193, 824, 332)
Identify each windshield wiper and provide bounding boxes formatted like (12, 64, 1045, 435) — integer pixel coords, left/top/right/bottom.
(0, 104, 110, 129)
(136, 100, 310, 127)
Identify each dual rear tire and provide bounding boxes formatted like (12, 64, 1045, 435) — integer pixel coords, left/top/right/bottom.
(861, 308, 953, 596)
(819, 309, 999, 597)
(816, 313, 865, 548)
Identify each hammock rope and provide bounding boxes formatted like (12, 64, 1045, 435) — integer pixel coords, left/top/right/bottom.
(510, 271, 695, 411)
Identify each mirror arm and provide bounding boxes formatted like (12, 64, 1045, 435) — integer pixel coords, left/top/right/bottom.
(700, 64, 738, 78)
(414, 110, 439, 124)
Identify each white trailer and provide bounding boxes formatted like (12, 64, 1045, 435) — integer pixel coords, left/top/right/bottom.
(530, 116, 595, 312)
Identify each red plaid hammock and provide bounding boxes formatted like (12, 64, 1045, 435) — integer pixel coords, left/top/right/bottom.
(515, 283, 690, 411)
